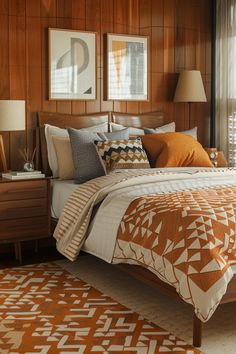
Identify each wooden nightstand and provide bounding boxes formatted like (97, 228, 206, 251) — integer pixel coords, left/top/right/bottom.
(0, 177, 51, 264)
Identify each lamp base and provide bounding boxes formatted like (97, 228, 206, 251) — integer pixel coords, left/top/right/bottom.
(0, 134, 8, 173)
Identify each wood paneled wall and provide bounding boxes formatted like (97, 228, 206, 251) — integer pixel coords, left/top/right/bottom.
(0, 0, 212, 170)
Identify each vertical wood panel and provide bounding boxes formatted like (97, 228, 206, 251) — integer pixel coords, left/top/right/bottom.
(0, 14, 9, 98)
(26, 0, 41, 17)
(9, 0, 26, 16)
(164, 28, 175, 73)
(71, 0, 85, 19)
(57, 0, 72, 18)
(9, 9, 27, 169)
(127, 0, 139, 32)
(0, 0, 9, 15)
(152, 0, 163, 27)
(0, 9, 9, 166)
(8, 9, 27, 170)
(163, 0, 175, 27)
(152, 27, 164, 73)
(9, 16, 26, 67)
(41, 0, 56, 17)
(101, 0, 113, 23)
(139, 0, 151, 28)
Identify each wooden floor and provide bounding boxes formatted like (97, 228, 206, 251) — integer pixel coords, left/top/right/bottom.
(0, 244, 63, 269)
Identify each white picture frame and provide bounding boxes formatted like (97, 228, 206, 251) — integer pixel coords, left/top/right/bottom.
(106, 33, 149, 101)
(49, 28, 96, 100)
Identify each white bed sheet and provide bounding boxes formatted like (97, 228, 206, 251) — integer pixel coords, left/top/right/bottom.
(51, 178, 110, 259)
(51, 179, 78, 219)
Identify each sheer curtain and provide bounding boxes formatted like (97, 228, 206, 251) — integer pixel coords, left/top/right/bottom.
(216, 0, 236, 165)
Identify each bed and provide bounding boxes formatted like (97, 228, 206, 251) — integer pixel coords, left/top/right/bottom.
(37, 110, 236, 348)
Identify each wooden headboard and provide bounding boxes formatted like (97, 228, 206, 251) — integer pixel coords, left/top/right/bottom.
(112, 111, 164, 128)
(37, 110, 164, 176)
(37, 111, 110, 176)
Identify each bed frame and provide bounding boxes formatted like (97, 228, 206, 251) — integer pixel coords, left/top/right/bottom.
(37, 110, 236, 348)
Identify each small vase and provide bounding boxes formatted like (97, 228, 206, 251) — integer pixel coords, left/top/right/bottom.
(23, 161, 34, 172)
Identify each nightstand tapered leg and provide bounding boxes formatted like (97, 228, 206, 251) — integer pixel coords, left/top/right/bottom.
(18, 242, 22, 264)
(14, 242, 19, 260)
(14, 242, 22, 264)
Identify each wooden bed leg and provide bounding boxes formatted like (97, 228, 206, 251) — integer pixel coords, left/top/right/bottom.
(193, 313, 202, 347)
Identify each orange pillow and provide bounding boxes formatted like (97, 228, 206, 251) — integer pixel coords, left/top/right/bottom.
(141, 132, 213, 168)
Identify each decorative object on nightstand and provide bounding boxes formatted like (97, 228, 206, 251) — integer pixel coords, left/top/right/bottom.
(217, 151, 228, 167)
(174, 70, 207, 128)
(204, 148, 228, 167)
(2, 170, 45, 180)
(19, 146, 36, 172)
(0, 100, 25, 172)
(0, 177, 51, 264)
(205, 147, 218, 167)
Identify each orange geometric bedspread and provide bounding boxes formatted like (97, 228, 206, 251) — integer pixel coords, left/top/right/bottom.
(114, 186, 236, 322)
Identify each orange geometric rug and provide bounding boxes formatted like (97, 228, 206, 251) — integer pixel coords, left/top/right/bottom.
(0, 263, 202, 353)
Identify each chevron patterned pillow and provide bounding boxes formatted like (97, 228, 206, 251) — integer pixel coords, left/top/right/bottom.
(94, 138, 150, 173)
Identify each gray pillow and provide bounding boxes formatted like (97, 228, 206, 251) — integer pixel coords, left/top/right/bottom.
(68, 128, 129, 183)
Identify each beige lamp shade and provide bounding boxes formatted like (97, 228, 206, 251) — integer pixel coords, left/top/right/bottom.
(0, 100, 25, 173)
(174, 70, 207, 103)
(0, 100, 25, 131)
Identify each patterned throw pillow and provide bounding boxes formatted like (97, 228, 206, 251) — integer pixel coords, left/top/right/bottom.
(94, 138, 150, 173)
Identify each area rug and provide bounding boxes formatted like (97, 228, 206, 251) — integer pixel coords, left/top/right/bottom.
(0, 263, 201, 353)
(58, 255, 236, 354)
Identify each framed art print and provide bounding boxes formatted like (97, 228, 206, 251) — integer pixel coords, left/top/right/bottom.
(49, 28, 96, 100)
(106, 33, 148, 101)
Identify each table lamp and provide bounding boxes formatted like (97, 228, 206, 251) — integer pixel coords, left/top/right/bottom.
(0, 100, 26, 172)
(174, 70, 207, 128)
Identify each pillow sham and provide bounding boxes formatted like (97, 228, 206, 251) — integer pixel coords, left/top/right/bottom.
(94, 138, 150, 173)
(141, 132, 213, 168)
(68, 128, 129, 183)
(52, 136, 75, 180)
(45, 124, 68, 177)
(143, 122, 176, 135)
(80, 122, 108, 133)
(110, 123, 145, 135)
(68, 128, 106, 183)
(145, 125, 197, 140)
(181, 126, 197, 139)
(110, 121, 176, 136)
(44, 122, 108, 177)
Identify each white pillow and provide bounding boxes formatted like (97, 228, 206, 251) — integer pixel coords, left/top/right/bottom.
(150, 122, 176, 133)
(110, 121, 176, 136)
(80, 122, 108, 133)
(110, 122, 145, 135)
(45, 124, 68, 177)
(181, 126, 197, 140)
(45, 122, 108, 177)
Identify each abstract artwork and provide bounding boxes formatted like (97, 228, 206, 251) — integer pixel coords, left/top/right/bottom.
(107, 34, 148, 101)
(49, 29, 96, 100)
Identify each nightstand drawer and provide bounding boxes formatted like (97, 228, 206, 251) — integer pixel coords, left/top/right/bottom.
(0, 180, 47, 201)
(0, 216, 50, 240)
(0, 198, 47, 220)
